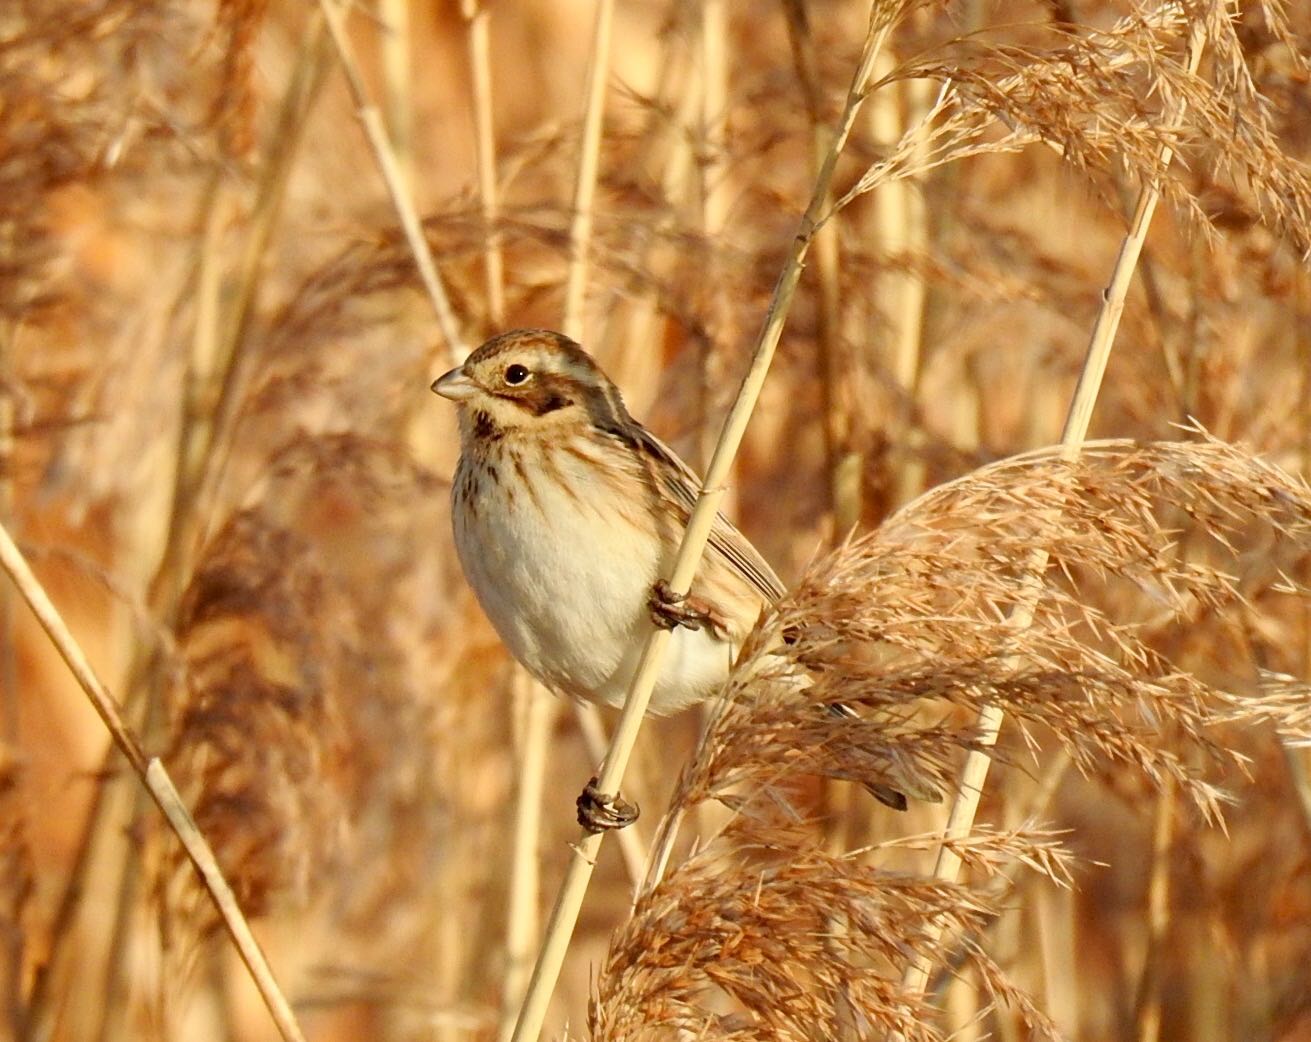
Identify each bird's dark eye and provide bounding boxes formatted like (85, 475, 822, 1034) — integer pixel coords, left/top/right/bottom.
(504, 363, 530, 386)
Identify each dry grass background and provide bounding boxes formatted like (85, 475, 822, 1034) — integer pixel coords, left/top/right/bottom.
(3, 0, 1311, 1039)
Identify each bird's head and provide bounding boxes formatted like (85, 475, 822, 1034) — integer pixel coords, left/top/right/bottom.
(432, 329, 627, 439)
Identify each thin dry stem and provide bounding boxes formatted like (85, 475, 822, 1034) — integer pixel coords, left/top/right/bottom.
(885, 74, 933, 507)
(561, 0, 615, 342)
(0, 522, 306, 1042)
(162, 16, 330, 602)
(462, 0, 505, 326)
(316, 0, 467, 362)
(378, 0, 413, 193)
(1133, 775, 1176, 1042)
(498, 675, 555, 1042)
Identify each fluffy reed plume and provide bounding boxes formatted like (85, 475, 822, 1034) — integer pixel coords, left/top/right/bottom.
(212, 0, 272, 160)
(592, 435, 1311, 1039)
(0, 0, 147, 319)
(162, 434, 452, 942)
(837, 3, 1311, 245)
(166, 507, 348, 918)
(595, 819, 1067, 1042)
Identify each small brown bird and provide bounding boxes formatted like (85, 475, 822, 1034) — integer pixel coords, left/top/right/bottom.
(433, 329, 915, 825)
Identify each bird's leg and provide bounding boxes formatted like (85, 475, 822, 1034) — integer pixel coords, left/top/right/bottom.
(648, 579, 714, 632)
(576, 777, 639, 832)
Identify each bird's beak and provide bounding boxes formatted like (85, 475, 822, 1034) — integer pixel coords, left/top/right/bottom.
(431, 365, 478, 402)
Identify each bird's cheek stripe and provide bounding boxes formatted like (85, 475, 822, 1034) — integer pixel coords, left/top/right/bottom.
(495, 385, 576, 417)
(528, 392, 574, 416)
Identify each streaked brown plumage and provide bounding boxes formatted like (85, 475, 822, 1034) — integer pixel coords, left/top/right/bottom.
(434, 328, 780, 714)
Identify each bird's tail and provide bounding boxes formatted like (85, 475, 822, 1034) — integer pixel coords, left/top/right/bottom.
(826, 701, 942, 811)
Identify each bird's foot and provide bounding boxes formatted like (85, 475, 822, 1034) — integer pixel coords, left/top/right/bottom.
(576, 777, 639, 833)
(648, 580, 712, 632)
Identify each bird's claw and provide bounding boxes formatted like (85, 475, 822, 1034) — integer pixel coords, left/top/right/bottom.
(577, 777, 639, 833)
(648, 579, 710, 632)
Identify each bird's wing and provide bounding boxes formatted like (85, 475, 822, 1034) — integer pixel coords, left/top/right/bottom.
(629, 424, 787, 604)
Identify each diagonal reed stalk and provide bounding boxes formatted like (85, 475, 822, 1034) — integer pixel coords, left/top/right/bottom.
(0, 523, 307, 1042)
(508, 13, 895, 1042)
(898, 17, 1207, 1002)
(316, 0, 467, 363)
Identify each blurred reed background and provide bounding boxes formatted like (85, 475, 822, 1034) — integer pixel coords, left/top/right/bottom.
(2, 0, 1311, 1039)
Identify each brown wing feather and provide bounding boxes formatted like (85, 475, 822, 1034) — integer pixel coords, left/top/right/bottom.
(628, 425, 787, 604)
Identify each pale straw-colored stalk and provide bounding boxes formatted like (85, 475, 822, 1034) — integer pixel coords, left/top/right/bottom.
(461, 0, 504, 326)
(560, 0, 653, 897)
(883, 74, 932, 507)
(462, 2, 544, 1026)
(1035, 879, 1079, 1032)
(508, 16, 894, 1042)
(561, 0, 615, 342)
(1133, 774, 1176, 1042)
(497, 672, 557, 1042)
(602, 44, 699, 379)
(782, 0, 856, 540)
(316, 0, 467, 363)
(699, 0, 728, 252)
(692, 0, 739, 844)
(0, 522, 306, 1042)
(694, 0, 729, 467)
(378, 0, 413, 193)
(944, 963, 982, 1042)
(866, 44, 934, 508)
(898, 19, 1207, 1000)
(781, 0, 857, 852)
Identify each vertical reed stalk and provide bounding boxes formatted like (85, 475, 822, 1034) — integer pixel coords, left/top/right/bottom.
(498, 672, 556, 1042)
(782, 0, 859, 853)
(782, 0, 857, 537)
(508, 17, 893, 1042)
(694, 0, 729, 468)
(867, 57, 931, 508)
(1133, 775, 1176, 1042)
(461, 0, 505, 326)
(378, 0, 413, 193)
(602, 39, 699, 380)
(561, 0, 615, 342)
(1035, 881, 1079, 1034)
(153, 15, 329, 606)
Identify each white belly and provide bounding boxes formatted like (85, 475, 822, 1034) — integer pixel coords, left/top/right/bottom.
(452, 452, 735, 713)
